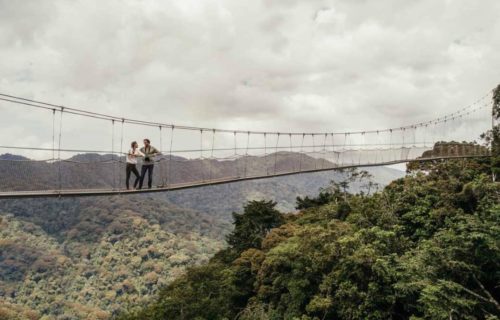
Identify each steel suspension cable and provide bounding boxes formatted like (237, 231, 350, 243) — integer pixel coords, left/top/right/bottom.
(341, 133, 348, 166)
(299, 133, 305, 172)
(120, 119, 124, 188)
(0, 89, 493, 137)
(51, 109, 56, 189)
(111, 120, 116, 190)
(312, 134, 317, 170)
(168, 126, 174, 187)
(244, 132, 250, 178)
(321, 133, 328, 169)
(264, 133, 268, 175)
(200, 130, 205, 182)
(159, 126, 165, 186)
(234, 132, 238, 178)
(58, 108, 64, 191)
(274, 133, 280, 175)
(209, 129, 215, 181)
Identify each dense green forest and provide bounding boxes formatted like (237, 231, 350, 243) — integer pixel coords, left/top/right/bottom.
(115, 84, 500, 320)
(2, 88, 499, 319)
(120, 155, 500, 319)
(0, 167, 400, 319)
(0, 197, 228, 319)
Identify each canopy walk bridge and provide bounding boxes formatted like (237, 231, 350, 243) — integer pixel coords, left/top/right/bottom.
(0, 90, 495, 199)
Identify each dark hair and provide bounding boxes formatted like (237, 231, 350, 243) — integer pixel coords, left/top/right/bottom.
(131, 141, 137, 148)
(144, 139, 150, 144)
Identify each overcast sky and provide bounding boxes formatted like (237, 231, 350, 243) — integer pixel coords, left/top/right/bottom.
(0, 0, 499, 156)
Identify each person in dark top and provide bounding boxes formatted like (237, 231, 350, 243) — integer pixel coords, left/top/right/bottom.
(126, 141, 143, 190)
(138, 138, 160, 189)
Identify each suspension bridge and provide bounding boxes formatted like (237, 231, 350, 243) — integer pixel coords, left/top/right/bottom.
(0, 90, 494, 199)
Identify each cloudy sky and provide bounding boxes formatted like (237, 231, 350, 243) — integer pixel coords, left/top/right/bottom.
(0, 0, 499, 156)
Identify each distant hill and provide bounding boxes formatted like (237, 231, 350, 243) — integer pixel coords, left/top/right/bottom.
(162, 166, 404, 215)
(0, 153, 29, 161)
(0, 151, 402, 192)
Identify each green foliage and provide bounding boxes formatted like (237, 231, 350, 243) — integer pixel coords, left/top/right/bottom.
(122, 157, 500, 320)
(0, 196, 227, 319)
(0, 167, 400, 319)
(226, 200, 284, 254)
(492, 84, 500, 181)
(295, 192, 334, 210)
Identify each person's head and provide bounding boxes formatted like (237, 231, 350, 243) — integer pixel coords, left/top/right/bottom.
(131, 141, 138, 149)
(143, 139, 150, 147)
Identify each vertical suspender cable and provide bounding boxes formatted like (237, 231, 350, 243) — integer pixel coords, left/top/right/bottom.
(389, 129, 393, 162)
(359, 132, 365, 165)
(321, 133, 327, 169)
(411, 125, 416, 160)
(289, 134, 293, 171)
(312, 134, 316, 169)
(51, 109, 56, 190)
(332, 133, 338, 166)
(52, 109, 56, 160)
(159, 126, 164, 186)
(244, 131, 250, 178)
(57, 107, 64, 192)
(200, 129, 205, 182)
(168, 126, 174, 187)
(209, 129, 215, 181)
(111, 120, 116, 190)
(341, 133, 347, 166)
(401, 128, 405, 162)
(274, 133, 280, 174)
(120, 119, 124, 190)
(299, 133, 305, 172)
(423, 124, 427, 148)
(234, 132, 238, 178)
(264, 133, 268, 175)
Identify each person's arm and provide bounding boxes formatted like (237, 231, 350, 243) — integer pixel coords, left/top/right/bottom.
(139, 147, 147, 157)
(135, 149, 145, 157)
(152, 146, 161, 155)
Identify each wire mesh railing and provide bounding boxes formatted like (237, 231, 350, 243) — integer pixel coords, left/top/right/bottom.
(0, 90, 494, 197)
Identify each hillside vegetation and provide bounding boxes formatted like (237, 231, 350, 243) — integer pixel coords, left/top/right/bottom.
(120, 157, 500, 320)
(0, 197, 227, 319)
(0, 165, 400, 319)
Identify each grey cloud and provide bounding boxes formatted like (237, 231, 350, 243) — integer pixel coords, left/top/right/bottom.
(0, 0, 499, 154)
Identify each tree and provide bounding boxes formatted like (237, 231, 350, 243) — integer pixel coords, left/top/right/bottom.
(481, 84, 500, 181)
(492, 84, 500, 181)
(226, 200, 284, 254)
(295, 191, 334, 210)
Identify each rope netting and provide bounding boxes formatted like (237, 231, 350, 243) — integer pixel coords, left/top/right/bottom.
(0, 91, 494, 195)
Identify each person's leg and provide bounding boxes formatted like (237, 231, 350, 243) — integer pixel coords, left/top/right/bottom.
(138, 165, 148, 189)
(132, 165, 140, 189)
(126, 164, 132, 189)
(147, 165, 154, 188)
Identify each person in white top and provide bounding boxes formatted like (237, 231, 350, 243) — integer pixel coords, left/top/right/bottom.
(126, 141, 144, 190)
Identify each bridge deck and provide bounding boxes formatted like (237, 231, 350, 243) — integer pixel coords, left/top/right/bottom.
(0, 155, 490, 199)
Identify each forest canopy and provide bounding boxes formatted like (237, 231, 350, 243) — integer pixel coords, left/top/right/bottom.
(119, 153, 500, 319)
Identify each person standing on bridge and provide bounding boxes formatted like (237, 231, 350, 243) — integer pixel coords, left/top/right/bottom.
(126, 141, 144, 190)
(138, 138, 160, 189)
